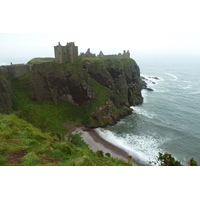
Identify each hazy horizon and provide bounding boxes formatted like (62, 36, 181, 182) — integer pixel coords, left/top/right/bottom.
(1, 32, 200, 65)
(1, 0, 200, 64)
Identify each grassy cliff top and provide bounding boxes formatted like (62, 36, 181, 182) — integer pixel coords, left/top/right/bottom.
(27, 57, 55, 65)
(0, 114, 131, 166)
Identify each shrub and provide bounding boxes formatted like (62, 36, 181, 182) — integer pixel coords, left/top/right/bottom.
(158, 152, 182, 166)
(158, 152, 198, 166)
(105, 153, 111, 157)
(53, 142, 72, 155)
(188, 158, 198, 166)
(96, 150, 104, 157)
(68, 133, 88, 147)
(0, 156, 6, 166)
(21, 152, 40, 166)
(48, 149, 64, 160)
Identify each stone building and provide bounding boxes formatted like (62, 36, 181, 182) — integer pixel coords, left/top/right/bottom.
(98, 50, 130, 60)
(54, 42, 78, 63)
(79, 48, 96, 58)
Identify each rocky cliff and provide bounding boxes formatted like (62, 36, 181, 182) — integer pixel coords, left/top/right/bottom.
(1, 58, 143, 128)
(0, 70, 13, 113)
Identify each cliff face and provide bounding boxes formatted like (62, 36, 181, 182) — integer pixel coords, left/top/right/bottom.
(0, 70, 13, 113)
(10, 58, 143, 127)
(25, 58, 143, 127)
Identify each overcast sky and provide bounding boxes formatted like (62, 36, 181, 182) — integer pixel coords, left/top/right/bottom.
(1, 0, 200, 64)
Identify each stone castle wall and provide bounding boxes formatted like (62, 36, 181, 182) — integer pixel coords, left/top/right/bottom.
(79, 48, 96, 58)
(98, 50, 130, 60)
(0, 42, 130, 78)
(54, 42, 78, 63)
(0, 64, 32, 78)
(80, 49, 130, 60)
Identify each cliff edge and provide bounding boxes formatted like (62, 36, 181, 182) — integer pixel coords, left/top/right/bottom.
(3, 58, 143, 128)
(0, 70, 13, 113)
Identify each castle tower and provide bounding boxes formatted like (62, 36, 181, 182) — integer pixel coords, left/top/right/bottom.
(54, 42, 78, 63)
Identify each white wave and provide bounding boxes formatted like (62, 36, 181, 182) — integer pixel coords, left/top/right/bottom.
(165, 73, 178, 80)
(141, 90, 148, 103)
(95, 128, 149, 164)
(141, 74, 164, 82)
(96, 128, 169, 165)
(131, 106, 156, 119)
(116, 119, 126, 125)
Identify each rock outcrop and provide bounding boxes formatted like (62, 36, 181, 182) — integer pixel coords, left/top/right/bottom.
(3, 58, 143, 127)
(0, 70, 13, 113)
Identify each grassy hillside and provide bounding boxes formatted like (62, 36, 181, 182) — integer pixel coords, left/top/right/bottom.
(11, 71, 112, 137)
(0, 114, 131, 166)
(27, 57, 55, 65)
(0, 57, 143, 166)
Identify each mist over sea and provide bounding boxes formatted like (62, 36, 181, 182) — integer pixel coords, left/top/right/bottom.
(97, 53, 200, 165)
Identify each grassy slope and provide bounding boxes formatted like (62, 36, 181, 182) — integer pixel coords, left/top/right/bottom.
(27, 57, 55, 64)
(11, 59, 113, 134)
(2, 58, 137, 166)
(0, 114, 131, 166)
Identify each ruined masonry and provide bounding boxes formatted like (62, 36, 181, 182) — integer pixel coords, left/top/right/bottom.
(54, 42, 78, 63)
(54, 42, 130, 63)
(0, 42, 131, 78)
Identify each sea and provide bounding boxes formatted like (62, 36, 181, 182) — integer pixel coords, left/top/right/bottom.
(96, 53, 200, 165)
(1, 53, 200, 165)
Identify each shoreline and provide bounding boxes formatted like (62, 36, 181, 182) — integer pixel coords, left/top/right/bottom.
(71, 127, 144, 166)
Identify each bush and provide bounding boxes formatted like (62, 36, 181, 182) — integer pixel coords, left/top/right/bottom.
(158, 152, 198, 166)
(53, 142, 72, 155)
(0, 156, 6, 166)
(158, 152, 182, 166)
(48, 149, 63, 160)
(21, 152, 40, 166)
(96, 150, 104, 157)
(188, 158, 198, 166)
(68, 133, 88, 147)
(105, 152, 111, 157)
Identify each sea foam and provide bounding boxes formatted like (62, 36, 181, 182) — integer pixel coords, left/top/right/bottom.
(165, 72, 178, 80)
(95, 127, 167, 165)
(131, 106, 156, 119)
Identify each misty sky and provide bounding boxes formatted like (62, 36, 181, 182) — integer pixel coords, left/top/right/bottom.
(1, 0, 200, 64)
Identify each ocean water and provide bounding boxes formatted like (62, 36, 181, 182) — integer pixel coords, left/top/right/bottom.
(96, 54, 200, 165)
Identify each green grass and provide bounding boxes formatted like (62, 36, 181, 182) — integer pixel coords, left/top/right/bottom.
(2, 58, 140, 166)
(0, 114, 131, 166)
(11, 74, 89, 138)
(11, 61, 114, 130)
(27, 57, 55, 65)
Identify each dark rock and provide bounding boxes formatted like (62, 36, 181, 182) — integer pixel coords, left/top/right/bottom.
(0, 70, 13, 113)
(15, 58, 143, 127)
(141, 80, 147, 89)
(149, 76, 160, 80)
(141, 76, 148, 81)
(146, 87, 154, 91)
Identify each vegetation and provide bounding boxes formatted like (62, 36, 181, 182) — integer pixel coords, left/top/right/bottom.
(4, 57, 196, 166)
(0, 114, 131, 166)
(27, 57, 55, 65)
(11, 70, 113, 134)
(157, 152, 198, 166)
(188, 158, 198, 166)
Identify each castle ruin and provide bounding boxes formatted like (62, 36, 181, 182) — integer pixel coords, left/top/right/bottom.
(0, 42, 131, 79)
(54, 42, 78, 63)
(97, 50, 130, 60)
(55, 42, 130, 63)
(79, 48, 96, 58)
